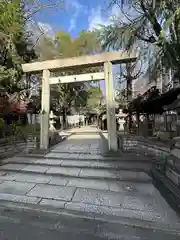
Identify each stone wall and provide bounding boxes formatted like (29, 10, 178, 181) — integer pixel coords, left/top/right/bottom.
(0, 136, 39, 159)
(118, 134, 180, 190)
(118, 134, 170, 159)
(118, 135, 139, 152)
(0, 138, 26, 158)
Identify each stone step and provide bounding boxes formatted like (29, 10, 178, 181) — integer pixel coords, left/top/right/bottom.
(50, 150, 102, 155)
(0, 196, 179, 235)
(0, 182, 163, 213)
(0, 171, 155, 195)
(19, 153, 151, 162)
(0, 163, 152, 182)
(2, 157, 152, 172)
(49, 150, 147, 159)
(0, 183, 179, 232)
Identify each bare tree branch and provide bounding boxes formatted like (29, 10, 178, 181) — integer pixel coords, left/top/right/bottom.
(24, 0, 65, 21)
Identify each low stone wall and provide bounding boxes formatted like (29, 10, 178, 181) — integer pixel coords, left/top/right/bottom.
(118, 134, 170, 159)
(0, 130, 71, 159)
(119, 135, 139, 151)
(117, 134, 180, 190)
(0, 136, 40, 159)
(0, 139, 26, 158)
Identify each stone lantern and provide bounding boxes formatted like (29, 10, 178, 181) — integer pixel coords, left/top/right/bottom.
(117, 109, 127, 131)
(49, 110, 58, 144)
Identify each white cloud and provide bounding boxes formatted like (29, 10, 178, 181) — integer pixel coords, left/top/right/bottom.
(88, 6, 109, 31)
(66, 0, 87, 31)
(27, 21, 55, 46)
(88, 4, 136, 31)
(37, 22, 55, 36)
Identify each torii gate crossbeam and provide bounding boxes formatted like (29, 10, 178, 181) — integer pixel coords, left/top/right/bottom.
(49, 72, 104, 84)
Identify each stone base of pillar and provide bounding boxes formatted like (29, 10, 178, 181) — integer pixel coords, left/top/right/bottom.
(40, 113, 49, 150)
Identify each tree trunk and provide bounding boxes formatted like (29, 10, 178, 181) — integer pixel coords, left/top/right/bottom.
(136, 111, 140, 134)
(62, 107, 67, 129)
(127, 77, 133, 133)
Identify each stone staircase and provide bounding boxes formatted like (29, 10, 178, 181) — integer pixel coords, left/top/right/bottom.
(0, 154, 152, 179)
(0, 132, 179, 233)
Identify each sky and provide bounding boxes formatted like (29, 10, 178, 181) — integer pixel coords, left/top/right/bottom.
(31, 0, 126, 93)
(34, 0, 115, 38)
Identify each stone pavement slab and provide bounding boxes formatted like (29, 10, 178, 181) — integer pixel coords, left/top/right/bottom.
(0, 164, 27, 171)
(121, 195, 156, 212)
(0, 172, 51, 183)
(34, 159, 63, 165)
(48, 176, 69, 186)
(0, 173, 17, 181)
(12, 173, 52, 184)
(22, 165, 49, 173)
(27, 184, 76, 201)
(0, 181, 35, 195)
(67, 178, 109, 191)
(0, 172, 7, 176)
(39, 199, 65, 208)
(60, 160, 93, 167)
(72, 188, 113, 206)
(45, 153, 71, 159)
(3, 157, 36, 164)
(79, 169, 151, 181)
(52, 149, 101, 154)
(46, 167, 81, 176)
(108, 182, 157, 195)
(60, 160, 150, 170)
(51, 146, 71, 151)
(78, 154, 104, 160)
(115, 171, 152, 181)
(67, 153, 81, 159)
(64, 202, 164, 222)
(0, 193, 40, 204)
(72, 188, 159, 212)
(79, 169, 115, 179)
(60, 160, 117, 168)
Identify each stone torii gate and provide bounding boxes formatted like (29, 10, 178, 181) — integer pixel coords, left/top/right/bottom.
(22, 51, 137, 151)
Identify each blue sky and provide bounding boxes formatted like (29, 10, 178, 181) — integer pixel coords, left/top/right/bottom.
(32, 0, 124, 92)
(34, 0, 111, 38)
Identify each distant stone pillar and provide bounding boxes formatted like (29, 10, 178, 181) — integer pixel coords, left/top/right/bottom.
(27, 113, 31, 124)
(40, 69, 50, 150)
(32, 114, 36, 124)
(104, 61, 117, 151)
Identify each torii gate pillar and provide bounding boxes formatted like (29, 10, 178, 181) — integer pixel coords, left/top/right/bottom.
(40, 69, 50, 150)
(104, 62, 118, 151)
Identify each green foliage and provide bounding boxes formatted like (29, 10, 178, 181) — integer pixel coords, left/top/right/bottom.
(36, 36, 58, 61)
(55, 31, 73, 58)
(37, 29, 102, 114)
(0, 0, 36, 93)
(115, 89, 128, 108)
(85, 85, 104, 114)
(17, 124, 40, 137)
(98, 0, 180, 77)
(55, 29, 101, 58)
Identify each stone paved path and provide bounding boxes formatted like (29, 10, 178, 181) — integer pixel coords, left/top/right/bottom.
(0, 126, 179, 232)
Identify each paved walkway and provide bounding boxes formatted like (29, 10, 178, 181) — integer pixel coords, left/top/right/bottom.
(0, 126, 179, 233)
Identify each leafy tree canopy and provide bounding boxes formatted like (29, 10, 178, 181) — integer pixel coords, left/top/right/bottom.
(84, 85, 104, 114)
(0, 0, 36, 93)
(98, 0, 180, 78)
(36, 29, 103, 114)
